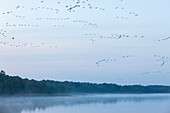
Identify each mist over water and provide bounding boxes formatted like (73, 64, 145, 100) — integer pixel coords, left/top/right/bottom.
(0, 94, 170, 113)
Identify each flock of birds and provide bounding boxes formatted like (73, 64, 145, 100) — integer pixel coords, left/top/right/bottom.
(30, 6, 60, 13)
(158, 37, 170, 42)
(65, 0, 106, 12)
(0, 0, 170, 75)
(154, 55, 170, 67)
(142, 71, 170, 75)
(85, 33, 144, 41)
(85, 33, 145, 45)
(73, 20, 98, 27)
(6, 23, 39, 28)
(0, 41, 57, 48)
(114, 7, 139, 20)
(95, 55, 131, 67)
(36, 17, 69, 21)
(0, 29, 7, 38)
(0, 0, 111, 49)
(1, 11, 13, 15)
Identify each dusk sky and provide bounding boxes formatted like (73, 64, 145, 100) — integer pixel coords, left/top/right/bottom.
(0, 0, 170, 85)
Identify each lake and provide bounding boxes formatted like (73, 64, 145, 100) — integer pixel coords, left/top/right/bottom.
(0, 94, 170, 113)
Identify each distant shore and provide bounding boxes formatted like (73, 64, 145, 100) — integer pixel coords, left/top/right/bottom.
(1, 93, 170, 97)
(1, 71, 170, 96)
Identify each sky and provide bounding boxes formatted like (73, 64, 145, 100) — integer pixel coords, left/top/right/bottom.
(0, 0, 170, 85)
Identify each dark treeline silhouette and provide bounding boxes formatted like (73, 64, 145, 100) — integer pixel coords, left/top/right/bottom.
(0, 71, 54, 95)
(1, 70, 170, 95)
(44, 80, 170, 93)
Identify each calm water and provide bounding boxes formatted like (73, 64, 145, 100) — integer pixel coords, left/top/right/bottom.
(0, 94, 170, 113)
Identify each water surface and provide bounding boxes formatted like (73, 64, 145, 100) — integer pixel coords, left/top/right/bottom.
(0, 94, 170, 113)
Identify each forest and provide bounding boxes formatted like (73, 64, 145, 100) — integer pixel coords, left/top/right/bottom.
(1, 70, 170, 95)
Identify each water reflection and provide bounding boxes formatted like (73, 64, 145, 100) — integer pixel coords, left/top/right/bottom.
(0, 94, 170, 113)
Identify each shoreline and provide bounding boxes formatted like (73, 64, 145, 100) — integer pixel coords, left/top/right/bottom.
(1, 93, 170, 97)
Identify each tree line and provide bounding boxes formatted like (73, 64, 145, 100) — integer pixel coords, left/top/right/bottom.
(1, 70, 170, 95)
